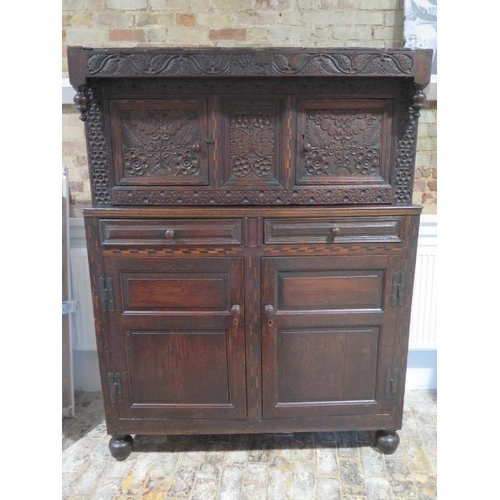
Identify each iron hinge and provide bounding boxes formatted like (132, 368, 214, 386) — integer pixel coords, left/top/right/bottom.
(98, 276, 115, 313)
(107, 372, 123, 403)
(391, 271, 406, 307)
(385, 368, 401, 398)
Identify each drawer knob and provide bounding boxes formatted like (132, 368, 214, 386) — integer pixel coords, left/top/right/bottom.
(164, 229, 176, 239)
(304, 143, 312, 152)
(231, 304, 242, 326)
(330, 227, 340, 238)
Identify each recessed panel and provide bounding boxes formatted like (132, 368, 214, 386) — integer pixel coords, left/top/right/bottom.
(127, 330, 229, 404)
(295, 98, 392, 187)
(122, 273, 227, 311)
(109, 99, 209, 186)
(278, 327, 379, 403)
(220, 98, 285, 188)
(278, 270, 383, 310)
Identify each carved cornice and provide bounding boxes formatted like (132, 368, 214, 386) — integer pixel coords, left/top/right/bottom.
(68, 47, 433, 87)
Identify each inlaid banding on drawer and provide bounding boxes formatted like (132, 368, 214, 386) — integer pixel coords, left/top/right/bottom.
(264, 217, 403, 244)
(100, 219, 242, 246)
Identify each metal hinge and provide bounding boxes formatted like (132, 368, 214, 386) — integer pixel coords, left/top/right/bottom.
(385, 368, 401, 398)
(391, 271, 406, 307)
(98, 276, 115, 312)
(107, 372, 123, 403)
(62, 300, 79, 315)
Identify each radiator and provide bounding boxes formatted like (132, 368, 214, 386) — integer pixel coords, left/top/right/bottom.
(69, 248, 97, 351)
(69, 220, 437, 352)
(409, 247, 437, 349)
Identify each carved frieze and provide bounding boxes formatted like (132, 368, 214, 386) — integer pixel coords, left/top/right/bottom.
(83, 50, 415, 79)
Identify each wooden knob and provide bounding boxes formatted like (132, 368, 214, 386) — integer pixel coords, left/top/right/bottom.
(330, 227, 340, 237)
(192, 143, 200, 152)
(164, 229, 175, 239)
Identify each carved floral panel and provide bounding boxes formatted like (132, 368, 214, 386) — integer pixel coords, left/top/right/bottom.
(296, 99, 391, 187)
(110, 100, 209, 186)
(221, 100, 284, 188)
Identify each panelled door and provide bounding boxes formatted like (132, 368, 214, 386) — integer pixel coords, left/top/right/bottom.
(102, 256, 246, 419)
(261, 254, 401, 418)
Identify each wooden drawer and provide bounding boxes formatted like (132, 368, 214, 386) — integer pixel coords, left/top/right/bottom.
(100, 219, 242, 246)
(264, 217, 403, 244)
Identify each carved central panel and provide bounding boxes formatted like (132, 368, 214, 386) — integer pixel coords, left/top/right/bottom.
(110, 99, 209, 186)
(295, 98, 392, 187)
(221, 99, 285, 188)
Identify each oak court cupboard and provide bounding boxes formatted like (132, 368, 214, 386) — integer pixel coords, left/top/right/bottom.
(67, 46, 432, 460)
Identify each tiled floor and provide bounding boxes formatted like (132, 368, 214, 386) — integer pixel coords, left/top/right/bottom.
(62, 390, 436, 500)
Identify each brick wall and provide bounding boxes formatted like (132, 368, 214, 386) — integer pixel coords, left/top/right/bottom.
(62, 0, 437, 213)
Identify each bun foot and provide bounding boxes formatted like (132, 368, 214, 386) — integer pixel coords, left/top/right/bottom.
(375, 430, 400, 454)
(109, 435, 133, 461)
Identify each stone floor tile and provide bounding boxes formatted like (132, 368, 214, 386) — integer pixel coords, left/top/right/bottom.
(190, 477, 219, 500)
(384, 459, 418, 498)
(402, 435, 434, 473)
(339, 458, 367, 497)
(223, 449, 248, 465)
(359, 446, 387, 478)
(218, 466, 245, 500)
(412, 471, 437, 500)
(244, 462, 268, 484)
(291, 460, 316, 500)
(267, 463, 293, 500)
(316, 477, 341, 500)
(241, 482, 267, 500)
(365, 477, 393, 500)
(315, 445, 339, 476)
(169, 463, 200, 497)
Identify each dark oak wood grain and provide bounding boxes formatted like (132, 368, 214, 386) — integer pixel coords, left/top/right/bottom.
(70, 47, 430, 459)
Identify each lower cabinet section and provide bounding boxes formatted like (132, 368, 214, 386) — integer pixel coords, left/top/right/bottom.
(85, 206, 420, 460)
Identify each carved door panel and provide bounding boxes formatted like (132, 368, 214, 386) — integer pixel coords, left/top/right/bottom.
(294, 98, 394, 192)
(103, 256, 246, 419)
(109, 98, 210, 187)
(218, 98, 287, 190)
(261, 255, 400, 419)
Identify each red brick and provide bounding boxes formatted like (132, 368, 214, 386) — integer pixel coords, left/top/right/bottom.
(209, 28, 246, 41)
(108, 28, 145, 42)
(176, 13, 195, 26)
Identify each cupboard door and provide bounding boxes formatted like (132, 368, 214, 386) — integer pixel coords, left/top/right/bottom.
(261, 255, 400, 418)
(109, 98, 210, 187)
(294, 98, 394, 191)
(104, 257, 246, 419)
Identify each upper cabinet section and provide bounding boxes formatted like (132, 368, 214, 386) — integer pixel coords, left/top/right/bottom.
(67, 47, 432, 207)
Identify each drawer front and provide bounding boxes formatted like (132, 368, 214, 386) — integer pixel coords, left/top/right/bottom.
(100, 219, 242, 246)
(264, 217, 403, 244)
